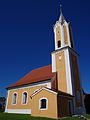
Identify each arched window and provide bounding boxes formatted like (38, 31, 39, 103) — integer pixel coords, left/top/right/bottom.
(12, 93, 17, 104)
(57, 41, 61, 48)
(22, 92, 27, 104)
(39, 98, 48, 110)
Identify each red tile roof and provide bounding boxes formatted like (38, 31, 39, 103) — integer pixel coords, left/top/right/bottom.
(6, 65, 52, 89)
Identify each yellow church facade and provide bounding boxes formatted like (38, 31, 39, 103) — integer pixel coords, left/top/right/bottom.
(5, 5, 85, 119)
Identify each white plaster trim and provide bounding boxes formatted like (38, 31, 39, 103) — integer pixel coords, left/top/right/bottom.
(5, 109, 31, 114)
(67, 23, 71, 47)
(21, 91, 28, 105)
(33, 89, 39, 94)
(5, 90, 10, 112)
(31, 87, 57, 98)
(42, 87, 57, 94)
(52, 53, 56, 72)
(47, 82, 51, 89)
(12, 92, 18, 105)
(54, 26, 57, 50)
(39, 97, 48, 110)
(31, 88, 42, 97)
(61, 25, 65, 47)
(9, 80, 51, 91)
(64, 49, 73, 95)
(68, 49, 75, 96)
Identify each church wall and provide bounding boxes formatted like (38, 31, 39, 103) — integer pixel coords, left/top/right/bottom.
(70, 51, 83, 108)
(30, 89, 58, 119)
(57, 95, 73, 118)
(55, 50, 67, 93)
(6, 81, 51, 111)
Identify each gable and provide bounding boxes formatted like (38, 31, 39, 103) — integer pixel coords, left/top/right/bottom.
(30, 87, 57, 98)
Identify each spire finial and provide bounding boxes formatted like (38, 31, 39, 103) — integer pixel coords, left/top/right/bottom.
(60, 4, 62, 14)
(59, 3, 65, 24)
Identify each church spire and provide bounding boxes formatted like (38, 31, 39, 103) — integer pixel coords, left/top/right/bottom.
(53, 3, 74, 50)
(59, 4, 65, 24)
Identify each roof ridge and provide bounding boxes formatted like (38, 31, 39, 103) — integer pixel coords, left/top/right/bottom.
(17, 64, 52, 81)
(31, 64, 51, 72)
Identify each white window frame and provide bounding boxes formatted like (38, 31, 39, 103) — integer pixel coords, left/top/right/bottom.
(39, 97, 48, 110)
(22, 91, 28, 105)
(12, 92, 18, 105)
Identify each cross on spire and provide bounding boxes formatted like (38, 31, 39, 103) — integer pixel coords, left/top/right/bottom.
(60, 4, 62, 14)
(59, 3, 65, 24)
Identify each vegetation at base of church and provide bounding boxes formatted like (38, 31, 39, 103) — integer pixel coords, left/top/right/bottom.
(0, 97, 6, 112)
(0, 113, 90, 120)
(61, 114, 90, 120)
(85, 114, 90, 119)
(0, 113, 54, 120)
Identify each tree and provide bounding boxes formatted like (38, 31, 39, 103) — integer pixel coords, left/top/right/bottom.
(0, 97, 6, 112)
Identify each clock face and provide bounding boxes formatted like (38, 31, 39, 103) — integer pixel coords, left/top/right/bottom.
(56, 52, 62, 61)
(58, 56, 62, 61)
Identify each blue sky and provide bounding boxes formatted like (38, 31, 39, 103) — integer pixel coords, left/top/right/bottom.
(0, 0, 90, 97)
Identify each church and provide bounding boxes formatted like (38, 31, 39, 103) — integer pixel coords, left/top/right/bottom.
(5, 5, 86, 119)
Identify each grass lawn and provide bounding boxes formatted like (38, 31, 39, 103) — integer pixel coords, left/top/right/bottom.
(0, 113, 90, 120)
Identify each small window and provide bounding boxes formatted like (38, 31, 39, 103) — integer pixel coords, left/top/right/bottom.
(58, 41, 61, 48)
(12, 93, 17, 104)
(22, 92, 27, 104)
(41, 99, 46, 109)
(39, 98, 48, 110)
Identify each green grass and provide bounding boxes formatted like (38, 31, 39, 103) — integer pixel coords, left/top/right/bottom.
(61, 115, 90, 120)
(0, 113, 90, 120)
(61, 117, 86, 120)
(85, 114, 90, 119)
(0, 113, 54, 120)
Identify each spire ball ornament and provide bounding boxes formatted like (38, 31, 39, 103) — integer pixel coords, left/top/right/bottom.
(59, 4, 65, 24)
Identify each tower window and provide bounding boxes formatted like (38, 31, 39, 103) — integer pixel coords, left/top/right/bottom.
(58, 41, 61, 48)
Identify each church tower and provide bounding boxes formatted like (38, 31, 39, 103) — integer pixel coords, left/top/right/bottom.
(51, 5, 85, 114)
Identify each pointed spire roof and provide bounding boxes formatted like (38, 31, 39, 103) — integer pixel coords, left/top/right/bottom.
(59, 4, 65, 24)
